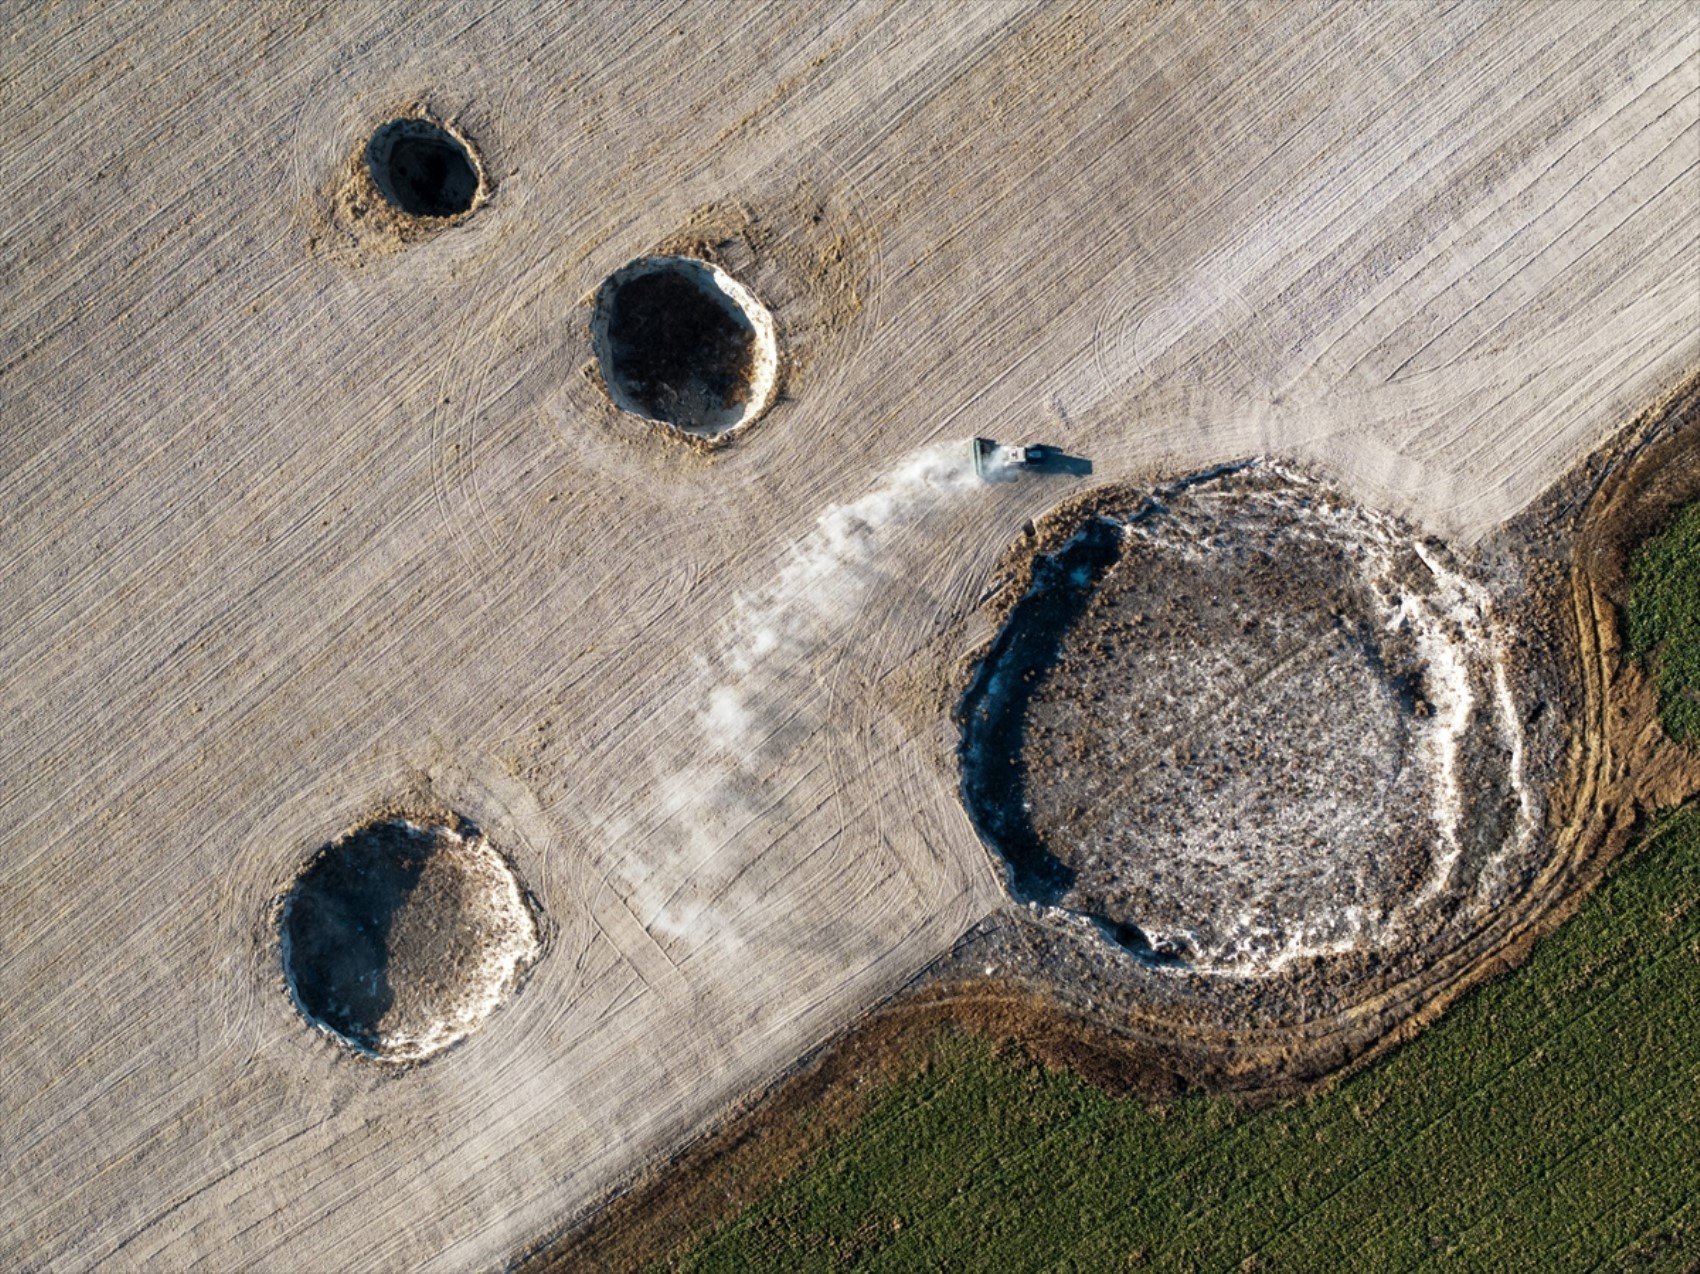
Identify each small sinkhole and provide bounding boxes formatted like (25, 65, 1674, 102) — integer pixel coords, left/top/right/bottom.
(365, 118, 480, 218)
(278, 817, 538, 1063)
(591, 255, 779, 436)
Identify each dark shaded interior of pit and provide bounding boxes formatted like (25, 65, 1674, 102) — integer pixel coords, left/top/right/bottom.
(365, 120, 478, 218)
(280, 820, 481, 1054)
(598, 261, 757, 431)
(956, 516, 1191, 964)
(961, 519, 1121, 905)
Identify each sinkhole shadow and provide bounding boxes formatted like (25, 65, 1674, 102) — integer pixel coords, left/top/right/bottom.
(280, 820, 437, 1053)
(957, 518, 1122, 906)
(593, 256, 774, 434)
(365, 119, 479, 219)
(956, 500, 1200, 967)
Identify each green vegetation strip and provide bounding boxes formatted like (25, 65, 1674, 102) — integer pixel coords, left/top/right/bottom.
(1629, 496, 1700, 744)
(677, 811, 1700, 1272)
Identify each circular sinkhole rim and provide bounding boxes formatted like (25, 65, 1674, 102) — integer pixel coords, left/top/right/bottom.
(363, 116, 486, 220)
(955, 460, 1534, 980)
(277, 814, 541, 1064)
(590, 253, 782, 437)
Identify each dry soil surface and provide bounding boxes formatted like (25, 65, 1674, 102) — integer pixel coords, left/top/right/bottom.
(2, 3, 1696, 1270)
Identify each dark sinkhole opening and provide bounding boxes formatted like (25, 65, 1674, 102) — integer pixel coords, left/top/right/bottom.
(592, 255, 779, 435)
(365, 118, 480, 218)
(957, 517, 1126, 910)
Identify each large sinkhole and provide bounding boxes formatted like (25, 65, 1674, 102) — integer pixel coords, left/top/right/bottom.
(958, 461, 1534, 977)
(365, 118, 481, 218)
(279, 817, 539, 1062)
(592, 255, 779, 436)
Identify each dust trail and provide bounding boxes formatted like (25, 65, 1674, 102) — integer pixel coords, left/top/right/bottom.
(702, 444, 992, 754)
(615, 443, 1001, 948)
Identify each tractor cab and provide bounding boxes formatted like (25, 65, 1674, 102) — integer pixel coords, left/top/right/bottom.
(972, 437, 1053, 477)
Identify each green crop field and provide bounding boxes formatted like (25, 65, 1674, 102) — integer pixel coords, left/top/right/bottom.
(675, 807, 1700, 1272)
(1630, 496, 1700, 745)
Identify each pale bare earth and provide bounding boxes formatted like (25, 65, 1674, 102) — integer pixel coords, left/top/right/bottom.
(1, 2, 1695, 1269)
